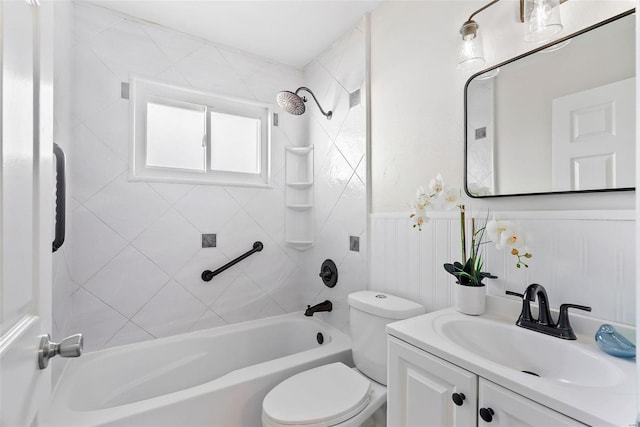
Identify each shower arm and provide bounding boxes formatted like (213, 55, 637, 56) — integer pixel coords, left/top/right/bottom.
(294, 87, 333, 119)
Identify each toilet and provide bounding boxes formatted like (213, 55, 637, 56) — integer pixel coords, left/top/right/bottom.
(262, 291, 425, 427)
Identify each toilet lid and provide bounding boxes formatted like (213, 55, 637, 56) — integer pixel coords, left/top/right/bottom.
(263, 362, 371, 426)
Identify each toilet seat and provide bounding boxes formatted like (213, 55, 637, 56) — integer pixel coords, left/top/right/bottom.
(262, 362, 371, 427)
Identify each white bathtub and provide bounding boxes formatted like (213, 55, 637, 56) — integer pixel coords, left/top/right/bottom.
(40, 313, 352, 427)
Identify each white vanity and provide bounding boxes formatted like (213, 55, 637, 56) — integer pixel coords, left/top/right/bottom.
(386, 297, 636, 426)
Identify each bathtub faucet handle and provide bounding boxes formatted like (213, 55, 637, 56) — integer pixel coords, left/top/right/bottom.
(38, 333, 83, 369)
(318, 259, 338, 288)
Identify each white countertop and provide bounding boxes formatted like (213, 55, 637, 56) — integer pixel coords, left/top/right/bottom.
(386, 296, 636, 426)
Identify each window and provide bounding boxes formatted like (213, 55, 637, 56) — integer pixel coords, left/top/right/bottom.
(130, 77, 271, 187)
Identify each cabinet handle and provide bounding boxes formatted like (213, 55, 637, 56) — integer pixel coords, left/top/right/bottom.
(479, 408, 495, 423)
(451, 392, 466, 406)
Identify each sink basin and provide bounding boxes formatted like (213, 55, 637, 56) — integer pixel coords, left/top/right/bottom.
(434, 316, 625, 388)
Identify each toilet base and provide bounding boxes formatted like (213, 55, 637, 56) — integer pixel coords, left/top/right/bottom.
(343, 381, 386, 427)
(361, 402, 386, 427)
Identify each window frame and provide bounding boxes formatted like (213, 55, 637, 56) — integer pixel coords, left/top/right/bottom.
(130, 76, 272, 187)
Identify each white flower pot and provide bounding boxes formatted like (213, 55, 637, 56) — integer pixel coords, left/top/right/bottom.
(454, 284, 486, 315)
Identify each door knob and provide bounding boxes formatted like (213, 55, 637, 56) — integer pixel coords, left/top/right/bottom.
(38, 334, 83, 369)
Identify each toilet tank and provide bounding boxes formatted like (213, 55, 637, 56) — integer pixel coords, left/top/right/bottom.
(348, 291, 425, 385)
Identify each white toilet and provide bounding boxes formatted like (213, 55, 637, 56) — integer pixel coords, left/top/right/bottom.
(262, 291, 425, 427)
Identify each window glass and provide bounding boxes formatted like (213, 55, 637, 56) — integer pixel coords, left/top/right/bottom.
(146, 101, 205, 172)
(131, 77, 270, 186)
(210, 111, 261, 174)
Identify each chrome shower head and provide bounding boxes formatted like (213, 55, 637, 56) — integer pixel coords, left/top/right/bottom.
(276, 91, 306, 115)
(276, 87, 332, 120)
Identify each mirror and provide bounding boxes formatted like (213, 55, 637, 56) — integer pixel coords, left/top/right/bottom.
(464, 10, 635, 198)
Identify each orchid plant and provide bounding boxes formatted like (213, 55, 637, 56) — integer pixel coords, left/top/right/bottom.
(410, 174, 532, 287)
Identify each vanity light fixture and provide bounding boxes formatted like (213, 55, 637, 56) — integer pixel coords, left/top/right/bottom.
(457, 0, 566, 70)
(457, 0, 498, 70)
(522, 0, 564, 42)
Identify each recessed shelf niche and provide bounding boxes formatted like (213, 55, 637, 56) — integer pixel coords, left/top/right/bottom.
(285, 146, 314, 250)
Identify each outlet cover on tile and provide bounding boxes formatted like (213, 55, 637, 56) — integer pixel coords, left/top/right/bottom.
(121, 82, 130, 99)
(202, 234, 217, 248)
(349, 236, 360, 252)
(349, 89, 361, 108)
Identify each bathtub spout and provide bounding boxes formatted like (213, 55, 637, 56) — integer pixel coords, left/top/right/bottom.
(304, 300, 333, 317)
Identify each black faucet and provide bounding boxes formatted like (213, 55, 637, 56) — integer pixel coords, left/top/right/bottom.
(304, 300, 332, 317)
(506, 284, 591, 340)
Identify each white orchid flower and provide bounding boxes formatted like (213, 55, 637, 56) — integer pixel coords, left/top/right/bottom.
(498, 223, 527, 250)
(410, 190, 431, 231)
(412, 200, 429, 216)
(410, 174, 533, 277)
(486, 219, 514, 243)
(428, 173, 445, 196)
(415, 186, 428, 206)
(410, 205, 429, 230)
(412, 214, 427, 230)
(441, 187, 460, 211)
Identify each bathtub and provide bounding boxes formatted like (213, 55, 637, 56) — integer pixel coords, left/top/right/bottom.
(40, 313, 352, 427)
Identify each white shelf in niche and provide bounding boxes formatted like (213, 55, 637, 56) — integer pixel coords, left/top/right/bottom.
(286, 182, 313, 189)
(286, 204, 313, 211)
(285, 145, 314, 250)
(285, 146, 314, 155)
(286, 240, 314, 250)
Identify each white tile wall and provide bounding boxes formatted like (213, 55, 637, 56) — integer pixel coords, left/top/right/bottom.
(53, 2, 367, 352)
(301, 23, 368, 334)
(370, 211, 635, 325)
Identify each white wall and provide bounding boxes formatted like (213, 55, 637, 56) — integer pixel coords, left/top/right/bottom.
(371, 0, 635, 212)
(368, 0, 635, 323)
(53, 2, 367, 354)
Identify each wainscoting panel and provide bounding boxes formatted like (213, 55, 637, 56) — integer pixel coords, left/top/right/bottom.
(370, 211, 635, 325)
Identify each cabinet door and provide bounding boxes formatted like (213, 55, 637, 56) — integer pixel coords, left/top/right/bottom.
(478, 379, 586, 426)
(388, 337, 477, 427)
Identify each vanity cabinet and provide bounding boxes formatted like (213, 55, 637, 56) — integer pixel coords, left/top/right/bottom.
(388, 337, 586, 427)
(388, 336, 477, 426)
(477, 378, 584, 426)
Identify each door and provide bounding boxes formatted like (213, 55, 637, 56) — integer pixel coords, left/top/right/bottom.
(387, 336, 477, 427)
(478, 379, 586, 426)
(0, 1, 54, 426)
(552, 78, 635, 191)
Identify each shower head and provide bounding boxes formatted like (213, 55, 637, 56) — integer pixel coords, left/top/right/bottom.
(276, 87, 332, 120)
(276, 91, 306, 116)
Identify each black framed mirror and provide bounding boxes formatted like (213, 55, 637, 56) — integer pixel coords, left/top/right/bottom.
(464, 9, 635, 198)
